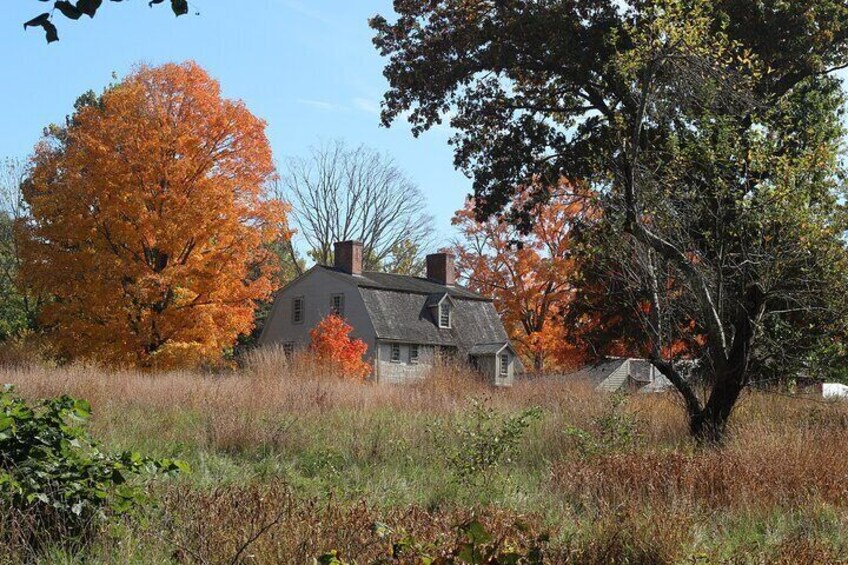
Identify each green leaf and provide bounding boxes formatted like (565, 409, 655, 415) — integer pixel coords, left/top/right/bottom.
(464, 520, 493, 545)
(456, 543, 476, 564)
(72, 399, 91, 420)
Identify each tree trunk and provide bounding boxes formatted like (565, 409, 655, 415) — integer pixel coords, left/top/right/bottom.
(654, 354, 747, 445)
(690, 285, 762, 444)
(533, 352, 543, 373)
(688, 367, 745, 444)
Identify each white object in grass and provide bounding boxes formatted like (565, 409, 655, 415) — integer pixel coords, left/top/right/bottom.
(823, 383, 848, 399)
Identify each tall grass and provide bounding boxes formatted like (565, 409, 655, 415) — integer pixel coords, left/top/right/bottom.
(2, 353, 848, 562)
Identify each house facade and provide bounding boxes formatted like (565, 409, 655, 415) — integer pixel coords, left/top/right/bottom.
(259, 241, 517, 386)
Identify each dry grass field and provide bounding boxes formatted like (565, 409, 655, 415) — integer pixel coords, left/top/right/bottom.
(2, 349, 848, 563)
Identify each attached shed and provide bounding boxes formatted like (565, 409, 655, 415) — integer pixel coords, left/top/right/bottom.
(469, 342, 517, 387)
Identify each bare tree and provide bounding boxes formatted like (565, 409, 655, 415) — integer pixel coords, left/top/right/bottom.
(0, 158, 40, 336)
(282, 140, 434, 273)
(0, 158, 26, 287)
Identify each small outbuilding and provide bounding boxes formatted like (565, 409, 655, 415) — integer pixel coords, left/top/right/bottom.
(561, 358, 674, 393)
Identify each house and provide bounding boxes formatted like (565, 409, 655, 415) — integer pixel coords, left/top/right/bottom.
(557, 358, 674, 393)
(259, 241, 518, 386)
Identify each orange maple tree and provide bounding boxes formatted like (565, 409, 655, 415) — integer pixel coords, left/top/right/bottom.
(18, 62, 289, 369)
(451, 185, 593, 373)
(309, 314, 371, 380)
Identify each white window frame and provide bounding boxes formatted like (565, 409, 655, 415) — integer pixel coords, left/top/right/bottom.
(410, 344, 419, 365)
(283, 342, 295, 357)
(438, 302, 451, 328)
(390, 343, 402, 363)
(500, 353, 509, 376)
(331, 293, 345, 317)
(292, 296, 304, 324)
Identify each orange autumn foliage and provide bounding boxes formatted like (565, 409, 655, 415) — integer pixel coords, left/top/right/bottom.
(19, 62, 289, 369)
(451, 184, 594, 373)
(309, 314, 371, 380)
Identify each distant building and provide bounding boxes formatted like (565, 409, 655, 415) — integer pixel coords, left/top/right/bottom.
(259, 241, 518, 386)
(558, 358, 675, 393)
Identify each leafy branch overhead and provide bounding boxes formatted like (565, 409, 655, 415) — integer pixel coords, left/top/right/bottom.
(24, 0, 192, 43)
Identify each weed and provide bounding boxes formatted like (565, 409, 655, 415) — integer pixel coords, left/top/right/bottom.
(434, 399, 542, 487)
(563, 392, 641, 458)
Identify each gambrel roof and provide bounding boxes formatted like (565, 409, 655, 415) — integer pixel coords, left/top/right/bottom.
(318, 266, 488, 301)
(360, 288, 509, 350)
(314, 266, 511, 355)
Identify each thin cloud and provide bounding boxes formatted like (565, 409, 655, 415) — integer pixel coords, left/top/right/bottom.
(297, 98, 338, 111)
(278, 0, 334, 26)
(353, 97, 380, 115)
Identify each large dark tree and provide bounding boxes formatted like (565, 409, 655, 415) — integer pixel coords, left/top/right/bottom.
(24, 0, 191, 43)
(372, 0, 848, 442)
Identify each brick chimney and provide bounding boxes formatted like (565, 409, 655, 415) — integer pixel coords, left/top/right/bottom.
(334, 241, 363, 275)
(426, 252, 456, 286)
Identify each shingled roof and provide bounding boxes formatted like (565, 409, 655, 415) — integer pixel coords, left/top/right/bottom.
(284, 265, 513, 359)
(317, 266, 489, 301)
(359, 288, 509, 354)
(468, 343, 514, 356)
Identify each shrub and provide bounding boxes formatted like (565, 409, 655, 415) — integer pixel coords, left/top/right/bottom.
(318, 519, 549, 564)
(0, 386, 185, 551)
(564, 392, 641, 458)
(0, 331, 56, 369)
(310, 314, 371, 380)
(436, 398, 542, 486)
(160, 481, 551, 563)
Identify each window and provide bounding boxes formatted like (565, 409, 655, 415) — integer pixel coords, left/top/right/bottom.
(292, 297, 304, 324)
(439, 302, 451, 328)
(283, 342, 295, 357)
(390, 343, 401, 363)
(410, 344, 419, 365)
(330, 293, 345, 317)
(500, 354, 509, 376)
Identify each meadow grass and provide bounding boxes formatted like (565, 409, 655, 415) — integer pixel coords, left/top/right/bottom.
(2, 350, 848, 563)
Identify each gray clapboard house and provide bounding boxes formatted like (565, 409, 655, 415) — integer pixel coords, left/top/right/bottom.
(259, 241, 518, 386)
(561, 358, 674, 393)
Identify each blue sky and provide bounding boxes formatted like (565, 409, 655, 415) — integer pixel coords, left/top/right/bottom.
(2, 1, 468, 247)
(6, 2, 848, 250)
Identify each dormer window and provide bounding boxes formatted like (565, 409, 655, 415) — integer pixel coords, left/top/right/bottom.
(439, 302, 451, 328)
(425, 292, 454, 330)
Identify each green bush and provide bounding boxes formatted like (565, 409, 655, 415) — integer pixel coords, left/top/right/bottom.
(434, 399, 542, 487)
(564, 392, 641, 458)
(0, 386, 185, 549)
